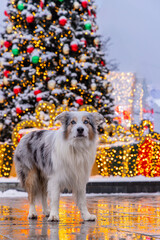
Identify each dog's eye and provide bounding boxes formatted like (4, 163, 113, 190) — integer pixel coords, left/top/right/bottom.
(84, 120, 89, 124)
(71, 120, 76, 125)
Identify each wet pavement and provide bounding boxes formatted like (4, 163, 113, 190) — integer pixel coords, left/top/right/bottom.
(0, 194, 160, 239)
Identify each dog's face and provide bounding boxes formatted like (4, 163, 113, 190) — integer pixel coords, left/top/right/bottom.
(55, 111, 104, 141)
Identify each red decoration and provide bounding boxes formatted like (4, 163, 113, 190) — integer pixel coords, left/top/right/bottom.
(40, 0, 44, 8)
(13, 86, 21, 95)
(76, 98, 83, 106)
(59, 16, 67, 26)
(26, 15, 34, 23)
(81, 38, 87, 47)
(16, 107, 22, 114)
(70, 42, 79, 52)
(81, 0, 88, 8)
(34, 89, 42, 95)
(4, 41, 12, 48)
(36, 95, 42, 102)
(4, 70, 10, 78)
(123, 110, 131, 120)
(18, 133, 23, 142)
(27, 46, 34, 54)
(88, 9, 91, 16)
(4, 10, 10, 17)
(100, 60, 105, 66)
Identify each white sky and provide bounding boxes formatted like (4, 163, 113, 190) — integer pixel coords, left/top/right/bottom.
(0, 0, 160, 89)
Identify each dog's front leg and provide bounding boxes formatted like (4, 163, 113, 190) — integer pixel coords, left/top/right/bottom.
(75, 188, 96, 221)
(48, 179, 60, 222)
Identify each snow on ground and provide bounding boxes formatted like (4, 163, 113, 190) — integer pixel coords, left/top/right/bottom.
(0, 189, 28, 198)
(1, 175, 160, 184)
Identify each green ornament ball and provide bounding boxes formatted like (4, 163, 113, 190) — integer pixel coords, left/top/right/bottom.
(12, 48, 19, 56)
(32, 56, 39, 64)
(58, 0, 64, 2)
(84, 22, 92, 31)
(17, 2, 24, 11)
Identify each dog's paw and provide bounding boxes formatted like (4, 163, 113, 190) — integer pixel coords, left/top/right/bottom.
(28, 213, 38, 219)
(83, 214, 96, 221)
(48, 215, 59, 222)
(43, 210, 50, 217)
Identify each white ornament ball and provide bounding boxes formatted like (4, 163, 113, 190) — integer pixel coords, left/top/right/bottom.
(71, 79, 77, 87)
(74, 1, 80, 9)
(7, 23, 13, 34)
(91, 83, 97, 91)
(80, 54, 86, 62)
(0, 95, 5, 103)
(0, 123, 3, 131)
(63, 44, 69, 55)
(48, 80, 56, 90)
(3, 77, 9, 86)
(46, 12, 52, 20)
(63, 99, 68, 106)
(94, 37, 99, 46)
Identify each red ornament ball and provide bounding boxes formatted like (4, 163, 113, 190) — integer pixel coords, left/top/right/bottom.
(14, 86, 21, 94)
(34, 89, 42, 95)
(36, 95, 42, 102)
(3, 70, 10, 78)
(16, 107, 22, 114)
(4, 41, 12, 48)
(70, 41, 79, 52)
(81, 0, 88, 8)
(76, 98, 83, 106)
(27, 45, 34, 54)
(59, 16, 67, 26)
(26, 15, 34, 23)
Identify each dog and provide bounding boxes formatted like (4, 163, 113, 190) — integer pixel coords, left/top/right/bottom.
(14, 111, 104, 221)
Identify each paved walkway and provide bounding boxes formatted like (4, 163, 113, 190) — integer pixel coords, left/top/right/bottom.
(0, 194, 160, 239)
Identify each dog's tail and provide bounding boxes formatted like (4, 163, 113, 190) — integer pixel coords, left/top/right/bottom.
(14, 152, 28, 188)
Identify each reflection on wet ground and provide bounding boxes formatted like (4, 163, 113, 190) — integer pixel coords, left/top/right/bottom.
(0, 194, 160, 239)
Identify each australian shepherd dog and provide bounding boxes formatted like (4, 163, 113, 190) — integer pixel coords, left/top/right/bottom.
(14, 111, 104, 221)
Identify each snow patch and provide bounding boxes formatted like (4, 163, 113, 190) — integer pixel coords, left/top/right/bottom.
(0, 189, 27, 198)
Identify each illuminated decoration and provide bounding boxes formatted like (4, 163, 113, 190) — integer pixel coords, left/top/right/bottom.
(94, 37, 99, 46)
(59, 16, 67, 26)
(46, 12, 52, 21)
(91, 83, 97, 91)
(3, 77, 9, 86)
(84, 21, 92, 30)
(0, 143, 15, 177)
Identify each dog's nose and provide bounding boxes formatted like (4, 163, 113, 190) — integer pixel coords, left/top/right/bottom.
(77, 127, 84, 134)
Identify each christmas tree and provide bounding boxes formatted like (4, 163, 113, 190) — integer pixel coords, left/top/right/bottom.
(0, 0, 115, 143)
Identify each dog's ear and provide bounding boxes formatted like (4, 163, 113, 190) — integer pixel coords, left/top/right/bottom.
(54, 111, 70, 125)
(92, 112, 105, 126)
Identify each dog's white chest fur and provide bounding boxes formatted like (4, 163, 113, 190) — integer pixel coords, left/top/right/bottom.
(50, 129, 97, 191)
